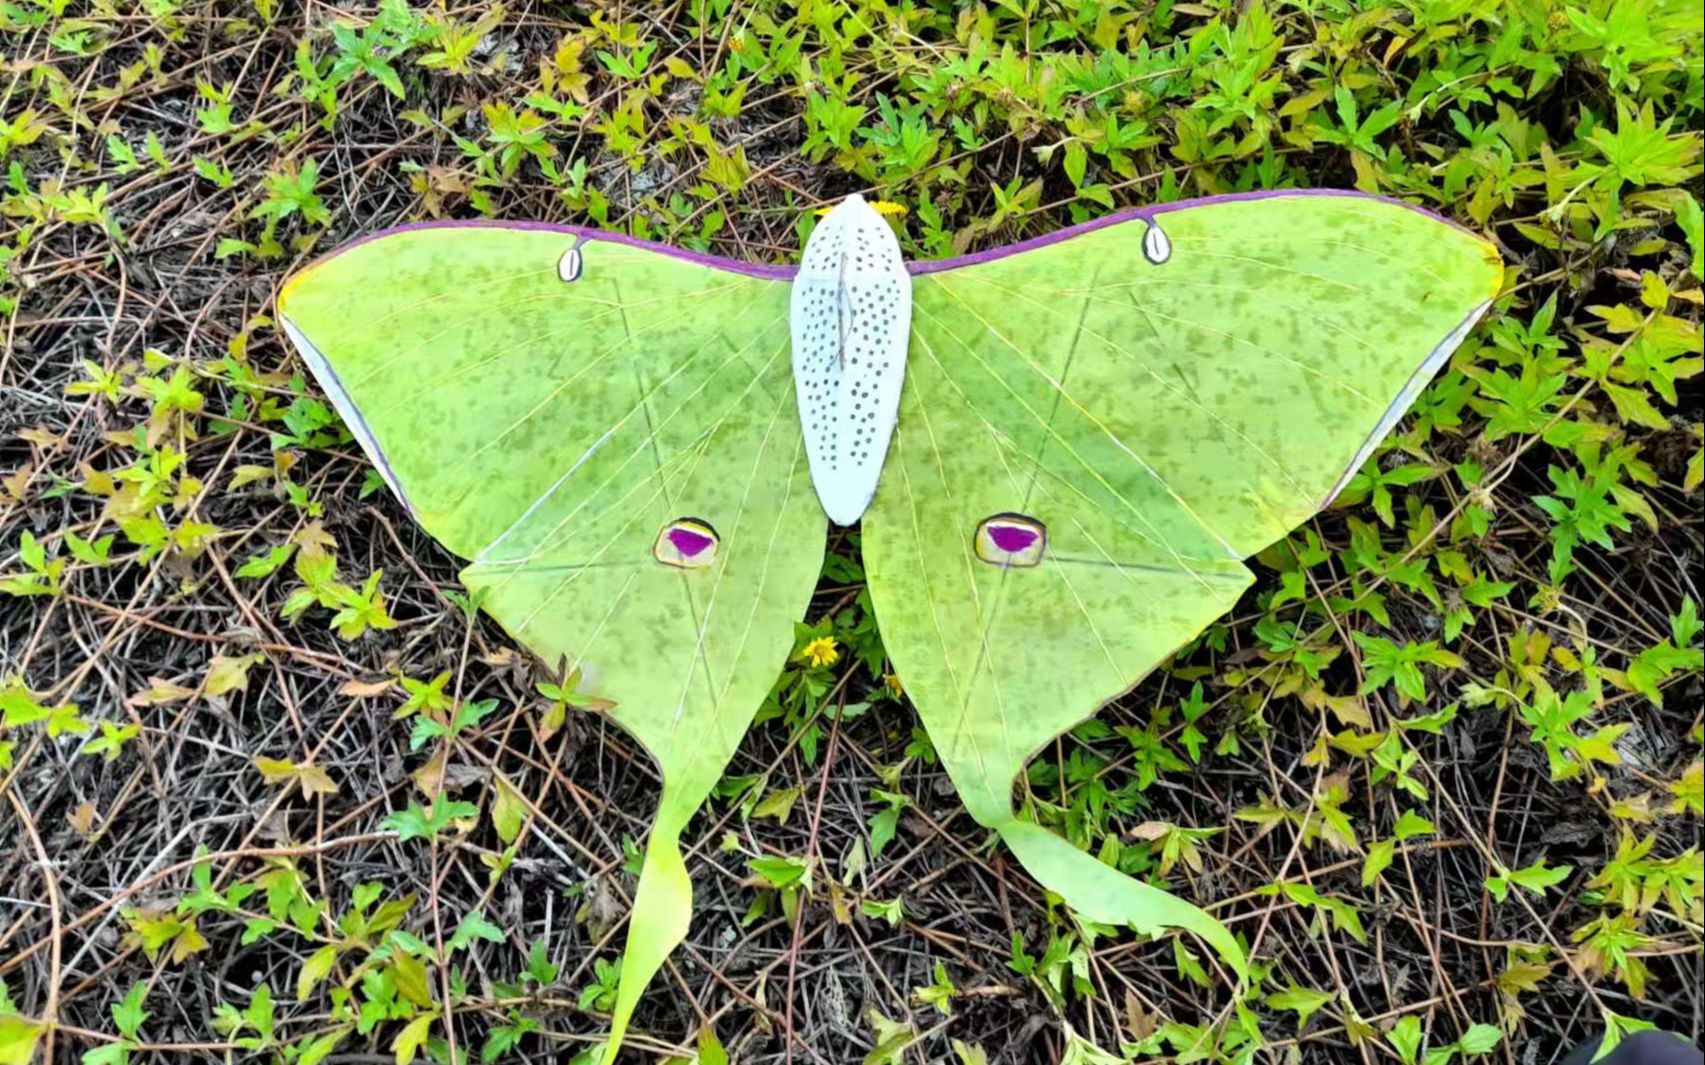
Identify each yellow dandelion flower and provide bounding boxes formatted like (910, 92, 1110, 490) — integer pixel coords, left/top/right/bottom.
(799, 636, 839, 669)
(883, 673, 904, 697)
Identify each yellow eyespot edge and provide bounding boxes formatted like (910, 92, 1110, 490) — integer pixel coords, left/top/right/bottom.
(653, 517, 719, 569)
(973, 513, 1047, 568)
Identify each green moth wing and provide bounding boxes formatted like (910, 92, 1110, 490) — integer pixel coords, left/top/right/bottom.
(863, 191, 1503, 977)
(278, 224, 824, 1053)
(281, 193, 1501, 1051)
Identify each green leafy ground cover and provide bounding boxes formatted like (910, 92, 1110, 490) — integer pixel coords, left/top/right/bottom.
(1, 1, 1701, 1063)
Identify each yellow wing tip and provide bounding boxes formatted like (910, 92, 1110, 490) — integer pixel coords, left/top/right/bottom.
(1482, 242, 1506, 301)
(278, 266, 313, 312)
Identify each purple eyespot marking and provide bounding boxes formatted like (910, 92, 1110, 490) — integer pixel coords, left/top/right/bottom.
(668, 527, 714, 557)
(987, 524, 1039, 553)
(654, 518, 719, 569)
(974, 513, 1046, 567)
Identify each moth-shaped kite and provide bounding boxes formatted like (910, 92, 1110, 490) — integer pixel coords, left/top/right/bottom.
(279, 190, 1501, 1055)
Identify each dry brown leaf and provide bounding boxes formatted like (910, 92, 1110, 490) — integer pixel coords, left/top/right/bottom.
(79, 463, 115, 496)
(68, 801, 99, 838)
(255, 756, 339, 798)
(1301, 686, 1372, 730)
(1123, 990, 1159, 1043)
(0, 464, 32, 503)
(293, 520, 337, 557)
(297, 764, 339, 798)
(128, 677, 196, 706)
(412, 746, 448, 797)
(17, 427, 67, 450)
(205, 653, 263, 696)
(339, 676, 395, 697)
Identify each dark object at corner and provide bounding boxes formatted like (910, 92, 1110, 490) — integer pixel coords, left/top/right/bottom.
(1561, 1032, 1701, 1065)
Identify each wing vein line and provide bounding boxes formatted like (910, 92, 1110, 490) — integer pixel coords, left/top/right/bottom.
(920, 285, 1233, 579)
(952, 274, 1319, 491)
(904, 329, 1175, 556)
(445, 282, 780, 483)
(905, 333, 1016, 774)
(347, 278, 756, 389)
(557, 568, 644, 674)
(1047, 275, 1397, 367)
(713, 428, 809, 712)
(886, 385, 986, 780)
(1179, 249, 1375, 295)
(476, 303, 790, 561)
(502, 314, 795, 627)
(1175, 233, 1455, 286)
(515, 311, 791, 562)
(669, 345, 800, 732)
(1048, 547, 1127, 687)
(1065, 293, 1378, 403)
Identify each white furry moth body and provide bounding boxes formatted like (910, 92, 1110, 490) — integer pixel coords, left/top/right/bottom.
(788, 194, 913, 525)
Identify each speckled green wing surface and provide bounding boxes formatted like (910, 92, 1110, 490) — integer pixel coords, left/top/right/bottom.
(280, 193, 1501, 1056)
(278, 226, 825, 1055)
(862, 193, 1503, 977)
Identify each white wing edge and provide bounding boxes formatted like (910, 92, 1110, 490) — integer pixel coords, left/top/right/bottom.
(281, 315, 415, 518)
(1320, 299, 1491, 508)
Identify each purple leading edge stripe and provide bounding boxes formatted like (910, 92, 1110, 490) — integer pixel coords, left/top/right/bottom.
(907, 188, 1482, 276)
(295, 189, 1477, 283)
(297, 218, 798, 281)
